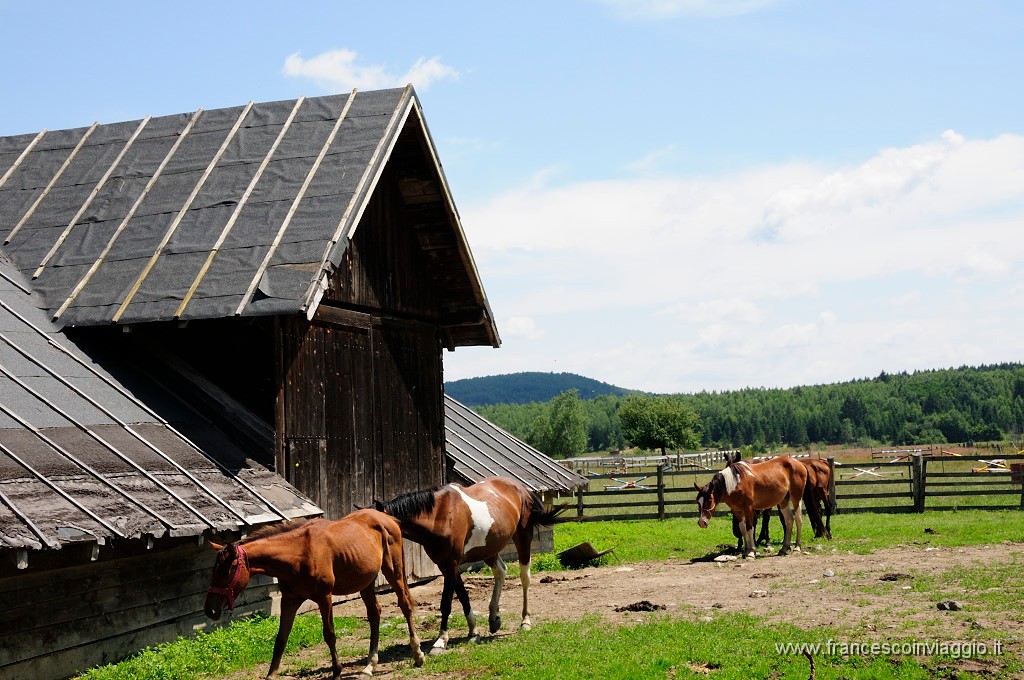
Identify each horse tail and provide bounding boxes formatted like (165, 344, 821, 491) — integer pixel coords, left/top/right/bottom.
(527, 491, 569, 527)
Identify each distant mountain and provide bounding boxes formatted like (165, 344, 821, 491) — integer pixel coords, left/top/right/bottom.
(445, 371, 634, 406)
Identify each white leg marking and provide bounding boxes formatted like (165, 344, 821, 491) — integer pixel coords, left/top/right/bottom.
(520, 562, 533, 630)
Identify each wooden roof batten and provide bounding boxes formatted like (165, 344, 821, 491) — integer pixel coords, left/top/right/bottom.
(176, 96, 307, 318)
(0, 329, 249, 526)
(0, 294, 294, 526)
(112, 102, 255, 323)
(237, 90, 357, 317)
(54, 109, 204, 319)
(34, 116, 152, 279)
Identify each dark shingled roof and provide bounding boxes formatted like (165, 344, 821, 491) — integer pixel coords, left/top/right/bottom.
(0, 86, 498, 348)
(0, 256, 319, 553)
(444, 396, 587, 493)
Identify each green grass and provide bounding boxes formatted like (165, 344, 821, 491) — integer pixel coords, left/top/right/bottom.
(75, 613, 360, 680)
(422, 613, 1021, 680)
(76, 509, 1023, 680)
(539, 508, 1024, 569)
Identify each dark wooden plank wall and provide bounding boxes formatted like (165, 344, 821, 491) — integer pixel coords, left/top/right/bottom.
(278, 165, 446, 518)
(0, 542, 275, 679)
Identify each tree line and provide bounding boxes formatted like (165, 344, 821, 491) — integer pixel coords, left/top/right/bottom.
(475, 363, 1024, 458)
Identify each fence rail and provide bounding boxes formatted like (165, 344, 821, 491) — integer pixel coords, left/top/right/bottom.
(562, 453, 1024, 521)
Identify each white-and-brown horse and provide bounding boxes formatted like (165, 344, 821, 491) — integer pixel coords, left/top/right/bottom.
(374, 477, 565, 654)
(204, 510, 425, 678)
(725, 454, 833, 549)
(695, 455, 807, 558)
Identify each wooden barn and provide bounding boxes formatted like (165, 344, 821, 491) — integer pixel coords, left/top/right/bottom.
(0, 86, 512, 677)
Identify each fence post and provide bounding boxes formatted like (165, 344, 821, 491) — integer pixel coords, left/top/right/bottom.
(657, 464, 666, 520)
(911, 453, 925, 513)
(827, 457, 837, 514)
(576, 485, 585, 518)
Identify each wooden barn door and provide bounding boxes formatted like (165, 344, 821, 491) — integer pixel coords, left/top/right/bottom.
(277, 312, 444, 520)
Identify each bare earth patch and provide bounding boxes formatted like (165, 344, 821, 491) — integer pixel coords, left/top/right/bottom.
(222, 543, 1023, 678)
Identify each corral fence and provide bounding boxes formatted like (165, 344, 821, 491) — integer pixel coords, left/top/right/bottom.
(559, 451, 1024, 521)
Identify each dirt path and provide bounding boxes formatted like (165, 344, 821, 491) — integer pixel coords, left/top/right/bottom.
(227, 543, 1024, 678)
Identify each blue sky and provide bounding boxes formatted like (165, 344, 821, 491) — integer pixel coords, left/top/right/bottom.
(3, 1, 1023, 393)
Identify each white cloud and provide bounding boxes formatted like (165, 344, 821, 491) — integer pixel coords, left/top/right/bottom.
(624, 145, 677, 173)
(451, 131, 1024, 392)
(503, 316, 546, 340)
(283, 49, 458, 92)
(596, 0, 784, 19)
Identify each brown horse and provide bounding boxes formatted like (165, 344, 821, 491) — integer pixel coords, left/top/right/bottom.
(726, 455, 833, 549)
(695, 455, 806, 558)
(204, 510, 425, 678)
(374, 477, 566, 654)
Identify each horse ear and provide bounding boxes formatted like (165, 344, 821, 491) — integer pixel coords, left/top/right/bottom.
(372, 499, 385, 512)
(693, 481, 702, 492)
(208, 541, 224, 551)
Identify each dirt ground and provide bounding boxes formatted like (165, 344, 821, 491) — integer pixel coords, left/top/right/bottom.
(235, 542, 1023, 679)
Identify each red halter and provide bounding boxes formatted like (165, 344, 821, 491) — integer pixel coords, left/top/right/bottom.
(207, 544, 248, 611)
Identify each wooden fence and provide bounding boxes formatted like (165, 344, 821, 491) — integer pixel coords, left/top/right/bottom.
(564, 453, 1024, 521)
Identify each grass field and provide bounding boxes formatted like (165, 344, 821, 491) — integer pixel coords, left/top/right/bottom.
(75, 509, 1024, 680)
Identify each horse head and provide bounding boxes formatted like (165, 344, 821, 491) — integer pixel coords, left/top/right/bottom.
(204, 542, 251, 620)
(693, 478, 719, 528)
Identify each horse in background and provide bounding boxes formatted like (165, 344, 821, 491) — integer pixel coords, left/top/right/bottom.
(695, 455, 807, 558)
(204, 511, 425, 678)
(723, 453, 833, 550)
(374, 477, 566, 654)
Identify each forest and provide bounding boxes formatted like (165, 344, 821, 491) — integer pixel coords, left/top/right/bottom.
(473, 363, 1024, 457)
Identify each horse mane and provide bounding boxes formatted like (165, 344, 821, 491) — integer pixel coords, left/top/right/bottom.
(378, 487, 440, 520)
(715, 461, 753, 496)
(242, 518, 311, 543)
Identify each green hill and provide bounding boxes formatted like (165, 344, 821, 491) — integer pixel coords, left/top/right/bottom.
(444, 371, 633, 406)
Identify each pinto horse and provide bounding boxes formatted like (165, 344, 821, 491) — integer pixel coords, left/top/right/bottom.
(374, 477, 566, 654)
(695, 455, 807, 558)
(204, 510, 425, 678)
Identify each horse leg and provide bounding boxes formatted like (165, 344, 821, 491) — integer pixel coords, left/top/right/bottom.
(266, 595, 302, 679)
(484, 555, 506, 634)
(756, 509, 771, 547)
(380, 545, 425, 668)
(359, 587, 381, 677)
(513, 529, 534, 630)
(778, 496, 794, 556)
(731, 512, 743, 552)
(453, 570, 480, 643)
(793, 497, 804, 551)
(315, 595, 341, 679)
(431, 571, 455, 655)
(818, 488, 833, 539)
(739, 508, 756, 559)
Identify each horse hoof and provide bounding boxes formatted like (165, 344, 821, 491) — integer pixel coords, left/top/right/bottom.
(470, 634, 482, 645)
(744, 552, 756, 559)
(489, 616, 501, 634)
(521, 622, 532, 631)
(414, 652, 425, 667)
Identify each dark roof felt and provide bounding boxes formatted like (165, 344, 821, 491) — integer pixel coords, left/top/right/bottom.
(444, 396, 587, 493)
(0, 87, 498, 347)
